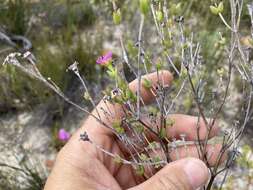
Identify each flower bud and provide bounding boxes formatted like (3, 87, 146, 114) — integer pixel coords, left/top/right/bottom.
(143, 78, 152, 89)
(210, 2, 224, 15)
(210, 6, 220, 15)
(156, 10, 163, 22)
(140, 0, 149, 15)
(113, 9, 122, 25)
(219, 37, 226, 45)
(170, 3, 181, 15)
(218, 2, 224, 13)
(217, 68, 224, 77)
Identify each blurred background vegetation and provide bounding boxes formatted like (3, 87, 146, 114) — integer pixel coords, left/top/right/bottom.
(0, 0, 252, 189)
(0, 0, 105, 114)
(0, 0, 252, 114)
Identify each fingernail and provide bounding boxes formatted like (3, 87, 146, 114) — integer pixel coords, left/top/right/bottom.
(183, 158, 209, 189)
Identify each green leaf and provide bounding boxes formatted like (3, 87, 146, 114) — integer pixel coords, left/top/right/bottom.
(148, 142, 157, 149)
(118, 79, 127, 91)
(112, 120, 121, 129)
(113, 9, 122, 25)
(125, 88, 137, 102)
(156, 11, 163, 22)
(139, 153, 148, 161)
(115, 126, 125, 134)
(156, 61, 163, 71)
(159, 127, 166, 139)
(153, 156, 162, 168)
(107, 65, 117, 79)
(113, 96, 124, 105)
(149, 107, 159, 116)
(114, 155, 123, 164)
(182, 42, 189, 49)
(111, 120, 124, 134)
(136, 165, 145, 176)
(217, 68, 224, 77)
(163, 39, 173, 49)
(166, 118, 175, 127)
(133, 122, 144, 133)
(143, 78, 152, 89)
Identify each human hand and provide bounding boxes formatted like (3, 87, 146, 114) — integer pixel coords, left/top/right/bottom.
(44, 70, 222, 190)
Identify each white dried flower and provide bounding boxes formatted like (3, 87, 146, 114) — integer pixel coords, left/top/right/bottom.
(23, 51, 32, 59)
(2, 52, 21, 66)
(67, 61, 79, 74)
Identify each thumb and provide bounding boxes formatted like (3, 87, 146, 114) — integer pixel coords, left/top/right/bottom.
(129, 158, 209, 190)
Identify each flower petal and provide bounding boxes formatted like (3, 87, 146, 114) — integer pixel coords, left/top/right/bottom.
(58, 129, 70, 141)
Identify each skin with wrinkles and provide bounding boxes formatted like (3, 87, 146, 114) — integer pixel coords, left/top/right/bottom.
(44, 70, 222, 190)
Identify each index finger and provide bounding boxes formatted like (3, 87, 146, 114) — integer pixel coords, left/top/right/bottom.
(129, 70, 173, 104)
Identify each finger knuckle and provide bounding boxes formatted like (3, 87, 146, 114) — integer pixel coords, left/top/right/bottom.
(155, 174, 189, 190)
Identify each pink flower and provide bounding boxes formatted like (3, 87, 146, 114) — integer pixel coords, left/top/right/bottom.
(58, 129, 70, 142)
(96, 51, 112, 65)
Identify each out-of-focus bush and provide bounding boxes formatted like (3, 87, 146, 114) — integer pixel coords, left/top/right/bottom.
(0, 0, 104, 112)
(1, 0, 251, 113)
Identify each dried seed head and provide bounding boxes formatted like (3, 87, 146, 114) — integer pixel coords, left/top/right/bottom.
(111, 88, 122, 98)
(67, 61, 79, 74)
(80, 132, 90, 142)
(23, 51, 36, 64)
(3, 52, 21, 66)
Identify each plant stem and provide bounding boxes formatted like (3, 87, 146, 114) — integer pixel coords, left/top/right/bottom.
(219, 13, 235, 32)
(137, 14, 145, 120)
